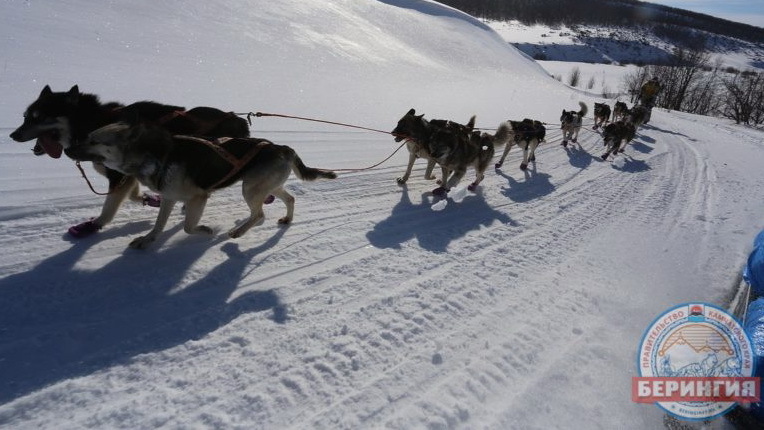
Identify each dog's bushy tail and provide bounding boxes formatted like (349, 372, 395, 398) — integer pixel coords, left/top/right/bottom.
(492, 122, 512, 147)
(578, 101, 588, 117)
(288, 147, 337, 181)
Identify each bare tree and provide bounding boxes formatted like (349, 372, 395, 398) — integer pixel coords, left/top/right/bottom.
(723, 71, 764, 125)
(568, 67, 581, 87)
(661, 48, 711, 110)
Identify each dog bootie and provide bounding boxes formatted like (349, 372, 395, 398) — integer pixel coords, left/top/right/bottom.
(264, 194, 275, 205)
(142, 193, 161, 208)
(432, 186, 448, 197)
(68, 219, 102, 238)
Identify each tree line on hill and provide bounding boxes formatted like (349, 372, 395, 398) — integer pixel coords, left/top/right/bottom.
(439, 0, 764, 44)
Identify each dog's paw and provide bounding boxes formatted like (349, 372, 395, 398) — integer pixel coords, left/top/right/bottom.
(193, 225, 214, 235)
(129, 235, 155, 250)
(601, 154, 608, 160)
(277, 216, 292, 225)
(572, 138, 578, 143)
(561, 141, 568, 147)
(467, 183, 478, 192)
(424, 174, 436, 180)
(494, 162, 503, 169)
(519, 163, 528, 171)
(263, 195, 275, 205)
(396, 177, 407, 185)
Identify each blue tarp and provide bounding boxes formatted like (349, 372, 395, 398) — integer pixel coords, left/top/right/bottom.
(745, 298, 764, 419)
(744, 230, 764, 296)
(744, 230, 764, 419)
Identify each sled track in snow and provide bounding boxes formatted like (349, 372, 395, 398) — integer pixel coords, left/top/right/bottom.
(0, 120, 719, 428)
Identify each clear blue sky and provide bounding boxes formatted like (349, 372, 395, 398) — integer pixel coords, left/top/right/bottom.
(648, 0, 764, 28)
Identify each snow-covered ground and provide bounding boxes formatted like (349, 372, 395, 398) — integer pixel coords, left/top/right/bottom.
(534, 60, 639, 99)
(1, 1, 764, 428)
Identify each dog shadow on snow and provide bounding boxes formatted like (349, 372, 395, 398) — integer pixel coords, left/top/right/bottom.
(366, 185, 516, 253)
(0, 219, 288, 405)
(495, 164, 556, 203)
(563, 144, 595, 170)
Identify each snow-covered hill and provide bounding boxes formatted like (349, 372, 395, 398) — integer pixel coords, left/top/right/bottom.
(1, 1, 764, 428)
(490, 20, 764, 71)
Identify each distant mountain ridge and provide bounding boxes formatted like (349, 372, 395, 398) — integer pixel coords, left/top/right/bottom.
(440, 0, 764, 70)
(439, 0, 764, 43)
(442, 0, 764, 70)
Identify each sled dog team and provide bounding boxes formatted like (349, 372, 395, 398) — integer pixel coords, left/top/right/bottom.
(9, 85, 647, 249)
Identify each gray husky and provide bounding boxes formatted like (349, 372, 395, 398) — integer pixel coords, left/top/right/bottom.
(428, 120, 511, 195)
(390, 108, 476, 186)
(72, 122, 336, 249)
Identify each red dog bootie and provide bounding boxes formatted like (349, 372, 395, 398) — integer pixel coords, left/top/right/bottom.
(68, 219, 102, 238)
(142, 193, 161, 208)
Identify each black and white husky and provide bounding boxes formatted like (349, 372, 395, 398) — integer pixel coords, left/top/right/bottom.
(612, 101, 629, 122)
(9, 85, 250, 237)
(628, 105, 649, 130)
(601, 120, 636, 160)
(70, 122, 336, 249)
(592, 102, 611, 130)
(560, 102, 588, 147)
(495, 119, 546, 171)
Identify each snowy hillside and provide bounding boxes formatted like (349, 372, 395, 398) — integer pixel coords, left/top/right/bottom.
(490, 20, 764, 71)
(2, 1, 764, 429)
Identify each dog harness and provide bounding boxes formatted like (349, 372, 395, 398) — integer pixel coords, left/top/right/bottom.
(172, 136, 269, 190)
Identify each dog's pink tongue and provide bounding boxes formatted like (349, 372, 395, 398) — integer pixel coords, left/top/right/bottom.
(37, 133, 63, 159)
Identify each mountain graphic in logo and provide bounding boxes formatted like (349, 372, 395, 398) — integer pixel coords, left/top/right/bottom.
(658, 324, 735, 357)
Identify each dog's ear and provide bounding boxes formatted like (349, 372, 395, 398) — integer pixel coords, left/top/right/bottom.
(407, 108, 416, 116)
(40, 85, 53, 97)
(66, 85, 80, 104)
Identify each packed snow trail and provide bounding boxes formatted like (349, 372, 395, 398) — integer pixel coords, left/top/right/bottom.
(3, 0, 764, 428)
(3, 107, 764, 428)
